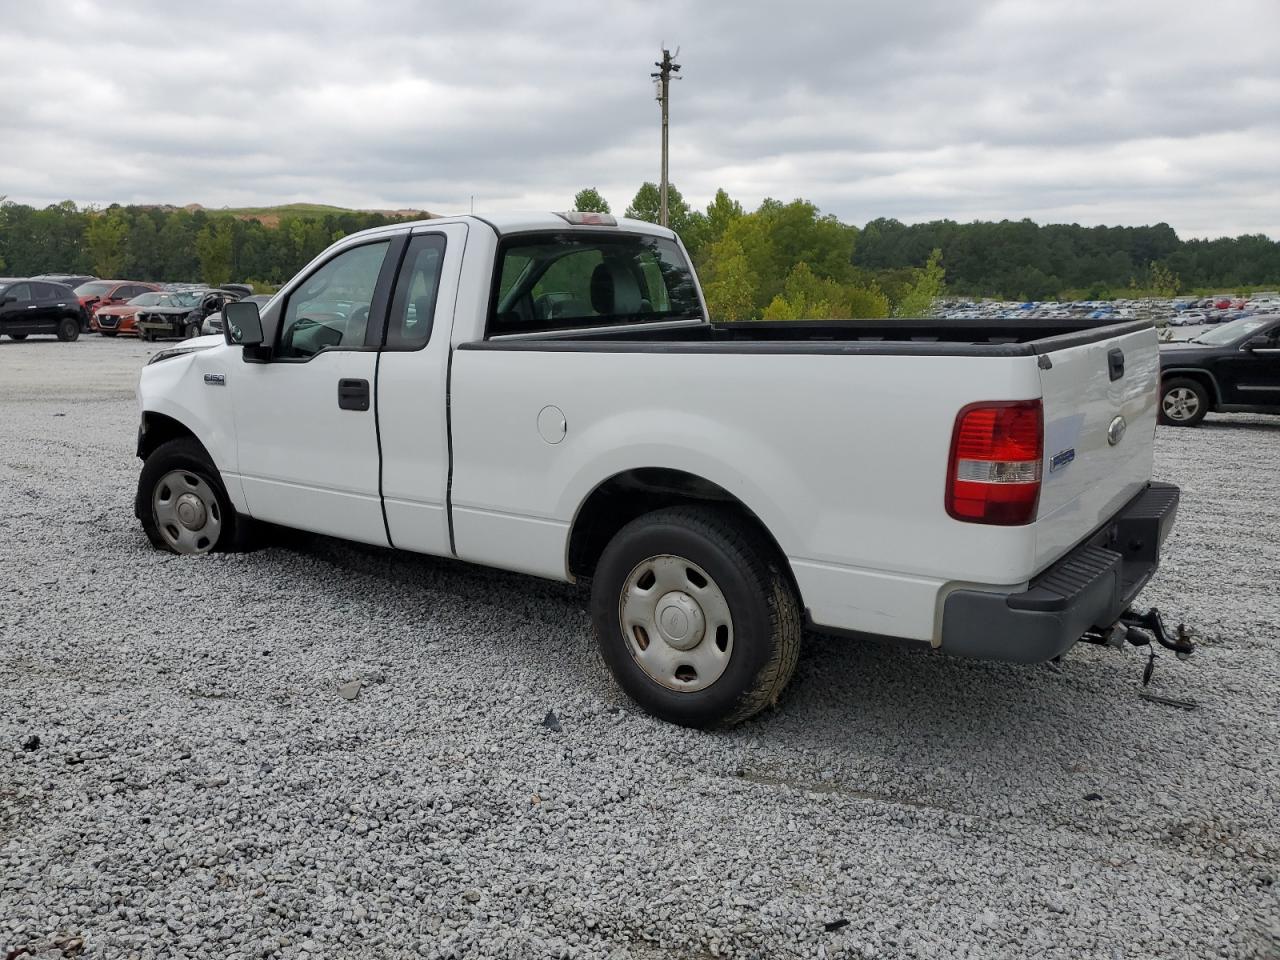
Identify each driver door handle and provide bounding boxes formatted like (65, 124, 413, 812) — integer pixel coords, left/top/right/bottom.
(337, 378, 370, 411)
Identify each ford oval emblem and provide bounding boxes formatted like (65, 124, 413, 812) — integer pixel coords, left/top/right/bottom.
(1107, 415, 1127, 446)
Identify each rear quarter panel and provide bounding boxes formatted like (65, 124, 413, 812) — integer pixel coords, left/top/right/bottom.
(449, 347, 1049, 639)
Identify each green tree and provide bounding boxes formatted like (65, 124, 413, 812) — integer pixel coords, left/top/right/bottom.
(700, 238, 756, 321)
(85, 209, 131, 277)
(892, 248, 946, 317)
(196, 218, 235, 287)
(703, 188, 744, 249)
(572, 187, 611, 214)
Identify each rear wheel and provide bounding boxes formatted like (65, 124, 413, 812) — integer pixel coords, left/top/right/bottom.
(56, 317, 80, 342)
(8, 333, 27, 340)
(1159, 377, 1209, 427)
(590, 505, 801, 727)
(137, 437, 254, 554)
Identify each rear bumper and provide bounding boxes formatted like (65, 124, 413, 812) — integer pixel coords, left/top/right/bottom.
(940, 481, 1180, 663)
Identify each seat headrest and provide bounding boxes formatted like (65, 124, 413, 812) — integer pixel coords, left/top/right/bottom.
(590, 260, 642, 316)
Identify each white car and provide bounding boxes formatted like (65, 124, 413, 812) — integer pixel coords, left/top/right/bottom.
(134, 213, 1180, 726)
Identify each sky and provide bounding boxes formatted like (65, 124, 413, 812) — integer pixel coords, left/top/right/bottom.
(2, 0, 1278, 239)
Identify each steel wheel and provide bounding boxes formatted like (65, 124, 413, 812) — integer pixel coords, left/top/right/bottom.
(1162, 386, 1201, 422)
(619, 554, 734, 692)
(152, 469, 223, 554)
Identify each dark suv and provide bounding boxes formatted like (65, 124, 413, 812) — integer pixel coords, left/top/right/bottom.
(0, 279, 85, 341)
(1159, 314, 1280, 425)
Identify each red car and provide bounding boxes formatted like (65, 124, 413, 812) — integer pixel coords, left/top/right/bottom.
(1214, 297, 1233, 310)
(75, 280, 160, 319)
(92, 290, 205, 337)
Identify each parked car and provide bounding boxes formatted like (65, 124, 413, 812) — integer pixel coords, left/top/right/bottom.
(132, 212, 1182, 727)
(95, 290, 221, 338)
(202, 294, 271, 336)
(0, 279, 84, 341)
(136, 288, 243, 341)
(1158, 314, 1280, 425)
(74, 280, 161, 320)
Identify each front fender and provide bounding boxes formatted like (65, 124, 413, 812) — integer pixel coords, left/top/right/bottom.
(137, 344, 244, 510)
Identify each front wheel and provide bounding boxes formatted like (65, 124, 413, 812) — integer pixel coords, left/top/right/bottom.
(56, 317, 80, 342)
(1159, 378, 1209, 427)
(590, 506, 802, 727)
(136, 437, 253, 554)
(183, 321, 201, 340)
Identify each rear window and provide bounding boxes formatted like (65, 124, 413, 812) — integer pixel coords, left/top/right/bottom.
(75, 281, 115, 297)
(489, 232, 700, 336)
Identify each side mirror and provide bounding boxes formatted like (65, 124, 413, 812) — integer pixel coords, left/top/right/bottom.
(223, 300, 265, 347)
(1242, 335, 1270, 350)
(1, 295, 14, 305)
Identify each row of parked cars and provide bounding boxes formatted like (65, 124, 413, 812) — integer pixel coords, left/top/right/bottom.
(0, 273, 261, 343)
(935, 293, 1279, 328)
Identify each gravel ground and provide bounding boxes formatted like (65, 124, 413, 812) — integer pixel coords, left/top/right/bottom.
(2, 337, 1277, 960)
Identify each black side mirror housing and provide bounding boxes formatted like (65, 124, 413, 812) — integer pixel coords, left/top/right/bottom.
(223, 300, 265, 348)
(1242, 335, 1270, 350)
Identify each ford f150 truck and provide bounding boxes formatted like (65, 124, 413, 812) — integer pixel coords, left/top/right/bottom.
(134, 212, 1181, 726)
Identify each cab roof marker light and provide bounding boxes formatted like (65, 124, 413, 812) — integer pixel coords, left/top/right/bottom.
(554, 211, 618, 226)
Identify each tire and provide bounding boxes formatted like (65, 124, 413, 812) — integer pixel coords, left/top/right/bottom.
(8, 333, 27, 340)
(1159, 377, 1209, 427)
(590, 505, 802, 728)
(136, 437, 255, 554)
(183, 321, 201, 340)
(56, 317, 80, 342)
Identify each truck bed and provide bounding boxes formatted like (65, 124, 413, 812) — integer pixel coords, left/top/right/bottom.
(470, 318, 1153, 356)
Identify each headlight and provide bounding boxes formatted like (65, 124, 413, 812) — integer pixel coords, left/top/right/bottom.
(147, 343, 216, 366)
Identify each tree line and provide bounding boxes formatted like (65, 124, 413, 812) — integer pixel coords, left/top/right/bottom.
(2, 191, 1278, 316)
(0, 200, 409, 291)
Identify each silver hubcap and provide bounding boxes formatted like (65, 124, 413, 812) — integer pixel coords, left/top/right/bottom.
(153, 470, 221, 554)
(1162, 387, 1200, 421)
(619, 555, 733, 692)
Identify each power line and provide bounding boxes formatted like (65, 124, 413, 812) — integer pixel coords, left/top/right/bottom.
(651, 47, 681, 228)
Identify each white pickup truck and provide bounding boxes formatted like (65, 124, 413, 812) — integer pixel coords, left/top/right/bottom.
(135, 212, 1181, 726)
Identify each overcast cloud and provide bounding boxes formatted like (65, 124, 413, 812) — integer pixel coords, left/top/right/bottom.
(2, 0, 1277, 238)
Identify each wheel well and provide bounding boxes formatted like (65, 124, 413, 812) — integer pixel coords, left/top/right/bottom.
(138, 412, 201, 461)
(1162, 370, 1219, 406)
(567, 468, 796, 588)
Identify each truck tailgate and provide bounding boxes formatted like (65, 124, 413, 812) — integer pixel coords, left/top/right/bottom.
(1034, 325, 1160, 573)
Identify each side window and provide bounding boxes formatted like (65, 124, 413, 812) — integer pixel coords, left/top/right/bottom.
(278, 241, 390, 359)
(386, 234, 446, 350)
(8, 283, 32, 302)
(489, 233, 700, 336)
(33, 283, 56, 300)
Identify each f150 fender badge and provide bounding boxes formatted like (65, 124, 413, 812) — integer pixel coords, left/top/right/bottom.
(1049, 449, 1075, 472)
(1107, 415, 1127, 445)
(204, 373, 226, 386)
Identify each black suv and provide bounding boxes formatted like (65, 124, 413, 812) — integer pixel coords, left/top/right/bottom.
(0, 279, 85, 341)
(1159, 314, 1280, 425)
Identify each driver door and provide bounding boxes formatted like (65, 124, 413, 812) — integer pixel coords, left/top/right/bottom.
(229, 236, 402, 545)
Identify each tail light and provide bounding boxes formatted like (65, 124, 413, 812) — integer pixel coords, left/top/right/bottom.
(946, 400, 1043, 525)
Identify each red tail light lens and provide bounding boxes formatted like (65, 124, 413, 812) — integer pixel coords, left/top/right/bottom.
(946, 400, 1043, 525)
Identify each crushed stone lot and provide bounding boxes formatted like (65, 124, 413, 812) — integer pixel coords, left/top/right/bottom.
(2, 337, 1278, 960)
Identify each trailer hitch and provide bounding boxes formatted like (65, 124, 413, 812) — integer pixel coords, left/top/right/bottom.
(1080, 606, 1194, 687)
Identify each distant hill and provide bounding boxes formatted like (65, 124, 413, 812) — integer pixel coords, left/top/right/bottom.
(168, 202, 433, 227)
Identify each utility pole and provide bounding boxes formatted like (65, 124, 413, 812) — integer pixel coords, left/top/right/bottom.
(651, 47, 680, 227)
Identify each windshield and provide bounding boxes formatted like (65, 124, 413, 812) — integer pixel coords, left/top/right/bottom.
(75, 281, 115, 297)
(1193, 316, 1274, 345)
(129, 292, 165, 306)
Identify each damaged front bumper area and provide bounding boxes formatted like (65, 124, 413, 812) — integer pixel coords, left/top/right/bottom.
(940, 481, 1181, 664)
